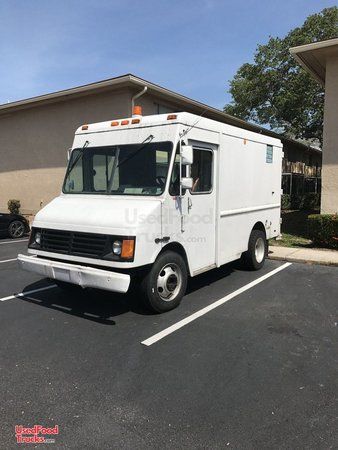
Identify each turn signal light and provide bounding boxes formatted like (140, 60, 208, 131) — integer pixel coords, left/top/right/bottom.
(81, 125, 89, 130)
(167, 114, 177, 120)
(132, 118, 140, 124)
(121, 239, 135, 259)
(111, 121, 119, 126)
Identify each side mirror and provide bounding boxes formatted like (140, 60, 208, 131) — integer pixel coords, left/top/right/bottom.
(181, 177, 193, 190)
(67, 148, 72, 161)
(181, 145, 193, 165)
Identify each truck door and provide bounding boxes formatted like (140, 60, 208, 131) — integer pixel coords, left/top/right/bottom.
(184, 144, 216, 274)
(162, 143, 216, 276)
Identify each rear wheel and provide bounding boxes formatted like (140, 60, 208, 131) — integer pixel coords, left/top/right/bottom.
(8, 220, 25, 239)
(141, 251, 188, 313)
(242, 229, 267, 270)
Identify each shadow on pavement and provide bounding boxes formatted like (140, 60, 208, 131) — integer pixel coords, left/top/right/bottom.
(187, 260, 237, 294)
(18, 260, 238, 325)
(19, 281, 148, 325)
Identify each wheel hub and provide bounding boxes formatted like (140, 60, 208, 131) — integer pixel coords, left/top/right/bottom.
(9, 221, 25, 238)
(157, 263, 182, 301)
(255, 237, 265, 263)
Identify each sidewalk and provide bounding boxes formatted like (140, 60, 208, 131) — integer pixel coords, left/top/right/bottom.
(269, 245, 338, 267)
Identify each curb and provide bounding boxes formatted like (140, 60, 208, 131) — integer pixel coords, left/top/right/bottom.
(268, 254, 338, 268)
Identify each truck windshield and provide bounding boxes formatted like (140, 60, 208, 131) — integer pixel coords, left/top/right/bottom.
(63, 141, 173, 196)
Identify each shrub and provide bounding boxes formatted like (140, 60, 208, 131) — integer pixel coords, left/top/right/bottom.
(281, 194, 291, 210)
(300, 193, 320, 211)
(290, 193, 320, 211)
(307, 214, 338, 249)
(291, 195, 302, 210)
(7, 199, 21, 215)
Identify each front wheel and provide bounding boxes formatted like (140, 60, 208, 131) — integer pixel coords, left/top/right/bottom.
(141, 251, 188, 313)
(242, 229, 267, 270)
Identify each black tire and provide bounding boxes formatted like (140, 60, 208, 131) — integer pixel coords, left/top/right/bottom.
(242, 229, 267, 271)
(8, 220, 25, 239)
(141, 251, 188, 313)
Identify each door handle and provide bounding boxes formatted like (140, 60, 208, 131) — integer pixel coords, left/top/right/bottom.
(188, 198, 193, 212)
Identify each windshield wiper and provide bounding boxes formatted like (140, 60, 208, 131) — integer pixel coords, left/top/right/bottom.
(116, 134, 154, 169)
(106, 135, 155, 193)
(65, 140, 89, 178)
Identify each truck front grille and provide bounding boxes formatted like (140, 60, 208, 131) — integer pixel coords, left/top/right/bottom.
(40, 229, 109, 258)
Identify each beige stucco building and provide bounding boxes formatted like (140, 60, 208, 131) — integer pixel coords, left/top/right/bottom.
(0, 74, 321, 214)
(291, 38, 338, 214)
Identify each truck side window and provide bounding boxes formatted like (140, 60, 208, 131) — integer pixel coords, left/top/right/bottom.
(169, 151, 181, 196)
(169, 149, 188, 196)
(191, 149, 212, 194)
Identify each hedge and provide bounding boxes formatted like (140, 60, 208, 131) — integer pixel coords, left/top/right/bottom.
(291, 193, 320, 210)
(307, 214, 338, 249)
(299, 193, 320, 210)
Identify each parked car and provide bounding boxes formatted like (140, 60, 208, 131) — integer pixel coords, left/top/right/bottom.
(0, 213, 30, 239)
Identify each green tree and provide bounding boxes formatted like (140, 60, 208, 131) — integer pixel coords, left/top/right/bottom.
(224, 7, 338, 145)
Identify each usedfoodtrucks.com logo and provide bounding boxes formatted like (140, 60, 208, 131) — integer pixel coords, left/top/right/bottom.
(15, 425, 59, 444)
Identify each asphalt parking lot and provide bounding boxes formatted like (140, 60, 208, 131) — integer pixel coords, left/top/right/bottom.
(1, 238, 337, 449)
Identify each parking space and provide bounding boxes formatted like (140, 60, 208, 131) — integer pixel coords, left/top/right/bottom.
(0, 239, 337, 448)
(0, 240, 45, 299)
(0, 238, 28, 262)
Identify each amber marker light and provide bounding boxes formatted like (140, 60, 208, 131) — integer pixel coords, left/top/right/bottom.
(81, 125, 89, 130)
(132, 118, 141, 124)
(167, 114, 177, 120)
(121, 239, 135, 259)
(133, 105, 142, 116)
(111, 121, 119, 127)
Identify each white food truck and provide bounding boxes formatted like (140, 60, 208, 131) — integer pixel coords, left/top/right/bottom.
(18, 110, 283, 312)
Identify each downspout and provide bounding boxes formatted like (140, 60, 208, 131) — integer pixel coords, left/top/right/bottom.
(131, 86, 148, 115)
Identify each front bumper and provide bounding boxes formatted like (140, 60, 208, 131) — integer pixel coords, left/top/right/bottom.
(17, 254, 130, 294)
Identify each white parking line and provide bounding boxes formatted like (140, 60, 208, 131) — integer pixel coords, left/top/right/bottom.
(0, 239, 28, 245)
(0, 258, 17, 264)
(0, 284, 57, 302)
(141, 262, 292, 346)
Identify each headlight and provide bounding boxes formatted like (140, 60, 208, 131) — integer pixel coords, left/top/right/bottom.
(112, 240, 122, 255)
(35, 232, 42, 245)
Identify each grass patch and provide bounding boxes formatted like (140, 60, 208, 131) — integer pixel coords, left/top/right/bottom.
(270, 233, 312, 248)
(269, 209, 316, 248)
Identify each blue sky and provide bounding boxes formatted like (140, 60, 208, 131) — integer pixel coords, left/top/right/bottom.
(0, 0, 335, 109)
